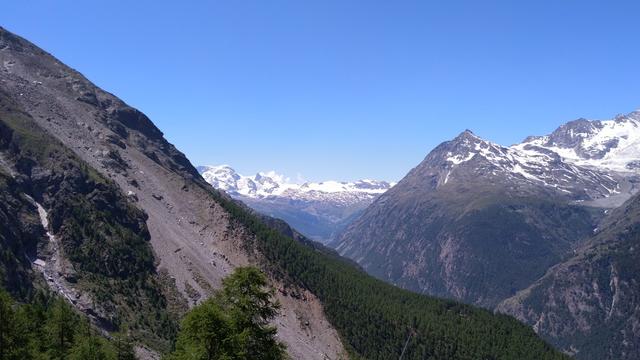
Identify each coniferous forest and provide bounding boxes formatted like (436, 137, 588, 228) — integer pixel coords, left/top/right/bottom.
(0, 289, 136, 360)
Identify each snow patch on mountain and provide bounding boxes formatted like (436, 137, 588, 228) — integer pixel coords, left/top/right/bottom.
(440, 124, 630, 200)
(438, 111, 640, 202)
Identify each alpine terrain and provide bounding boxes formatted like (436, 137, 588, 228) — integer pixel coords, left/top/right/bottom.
(199, 165, 393, 243)
(336, 113, 640, 358)
(0, 26, 568, 359)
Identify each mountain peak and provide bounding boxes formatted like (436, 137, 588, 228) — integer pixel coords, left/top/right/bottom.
(199, 165, 394, 199)
(450, 129, 497, 149)
(628, 111, 640, 121)
(618, 110, 640, 122)
(439, 129, 499, 163)
(198, 164, 394, 243)
(522, 112, 640, 171)
(453, 129, 480, 141)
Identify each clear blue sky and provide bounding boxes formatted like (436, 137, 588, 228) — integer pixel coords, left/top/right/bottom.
(3, 1, 640, 182)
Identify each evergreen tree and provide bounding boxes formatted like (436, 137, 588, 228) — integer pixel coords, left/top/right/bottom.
(113, 329, 137, 360)
(68, 334, 110, 360)
(169, 299, 234, 359)
(166, 267, 286, 360)
(219, 267, 284, 360)
(0, 289, 140, 360)
(0, 290, 32, 360)
(45, 298, 80, 359)
(0, 290, 16, 360)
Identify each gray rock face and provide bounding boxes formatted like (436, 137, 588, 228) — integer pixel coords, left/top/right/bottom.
(547, 118, 602, 149)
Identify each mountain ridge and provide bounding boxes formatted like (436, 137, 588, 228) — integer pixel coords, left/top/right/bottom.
(336, 109, 640, 310)
(198, 164, 393, 199)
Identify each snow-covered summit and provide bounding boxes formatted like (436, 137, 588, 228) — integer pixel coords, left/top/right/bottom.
(434, 111, 640, 200)
(197, 165, 394, 200)
(197, 165, 395, 243)
(519, 112, 640, 173)
(436, 129, 616, 198)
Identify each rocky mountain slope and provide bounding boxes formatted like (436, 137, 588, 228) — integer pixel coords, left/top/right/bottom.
(0, 88, 182, 349)
(0, 27, 344, 359)
(0, 26, 568, 359)
(199, 165, 393, 243)
(498, 190, 640, 360)
(336, 115, 640, 308)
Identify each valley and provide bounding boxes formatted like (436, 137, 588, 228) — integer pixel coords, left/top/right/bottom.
(200, 113, 640, 359)
(0, 26, 572, 359)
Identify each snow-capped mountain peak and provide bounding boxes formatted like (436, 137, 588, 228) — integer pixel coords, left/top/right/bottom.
(431, 111, 640, 202)
(520, 112, 640, 173)
(425, 127, 618, 199)
(198, 165, 394, 200)
(444, 130, 508, 166)
(197, 165, 240, 192)
(197, 165, 395, 243)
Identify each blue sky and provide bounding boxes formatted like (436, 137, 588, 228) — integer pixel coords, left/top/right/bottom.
(3, 1, 640, 182)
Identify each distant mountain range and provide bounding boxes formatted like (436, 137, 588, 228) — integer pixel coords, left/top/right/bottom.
(198, 165, 394, 243)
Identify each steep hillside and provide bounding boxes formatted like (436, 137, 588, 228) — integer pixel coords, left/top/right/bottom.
(0, 26, 568, 359)
(0, 90, 182, 349)
(498, 191, 640, 359)
(210, 188, 570, 359)
(199, 165, 393, 243)
(0, 26, 344, 359)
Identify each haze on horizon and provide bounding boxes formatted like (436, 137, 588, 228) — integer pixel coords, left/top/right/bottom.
(3, 0, 640, 182)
